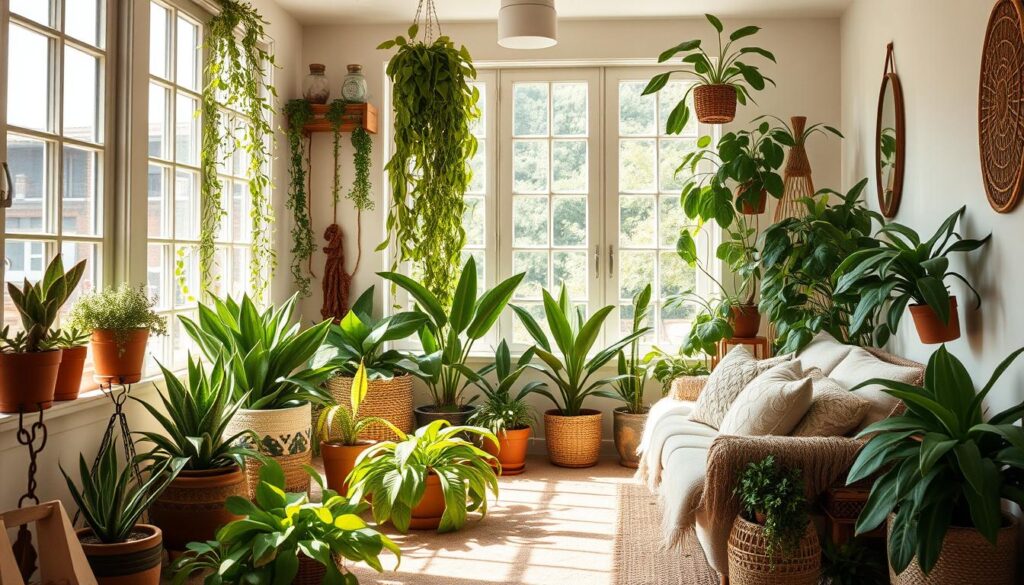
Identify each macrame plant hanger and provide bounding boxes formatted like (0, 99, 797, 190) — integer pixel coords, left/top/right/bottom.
(774, 116, 815, 222)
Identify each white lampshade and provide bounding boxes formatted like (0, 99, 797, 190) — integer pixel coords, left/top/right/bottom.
(498, 0, 557, 49)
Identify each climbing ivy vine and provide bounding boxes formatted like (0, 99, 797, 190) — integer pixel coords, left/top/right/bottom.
(284, 99, 314, 298)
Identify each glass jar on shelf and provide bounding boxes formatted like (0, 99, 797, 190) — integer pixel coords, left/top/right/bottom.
(341, 64, 368, 103)
(303, 63, 330, 104)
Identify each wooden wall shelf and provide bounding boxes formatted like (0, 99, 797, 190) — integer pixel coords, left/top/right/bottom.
(301, 102, 378, 135)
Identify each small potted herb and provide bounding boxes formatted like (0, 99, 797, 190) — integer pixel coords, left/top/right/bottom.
(0, 254, 85, 413)
(50, 326, 91, 401)
(643, 345, 711, 401)
(67, 282, 167, 384)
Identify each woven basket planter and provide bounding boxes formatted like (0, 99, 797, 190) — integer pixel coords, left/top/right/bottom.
(226, 403, 312, 496)
(727, 516, 820, 585)
(324, 374, 413, 441)
(668, 375, 709, 401)
(888, 514, 1018, 584)
(693, 84, 737, 124)
(544, 409, 602, 468)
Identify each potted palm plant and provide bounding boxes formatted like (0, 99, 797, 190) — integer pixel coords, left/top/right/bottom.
(316, 361, 402, 494)
(833, 205, 990, 345)
(513, 284, 648, 468)
(379, 257, 524, 427)
(312, 285, 427, 440)
(67, 282, 167, 384)
(0, 254, 85, 412)
(51, 326, 90, 401)
(180, 294, 334, 495)
(643, 14, 775, 125)
(848, 345, 1024, 584)
(348, 419, 499, 533)
(133, 354, 256, 552)
(61, 442, 184, 585)
(171, 460, 400, 584)
(465, 340, 545, 475)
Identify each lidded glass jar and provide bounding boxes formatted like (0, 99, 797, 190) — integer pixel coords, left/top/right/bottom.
(341, 64, 368, 103)
(303, 63, 331, 104)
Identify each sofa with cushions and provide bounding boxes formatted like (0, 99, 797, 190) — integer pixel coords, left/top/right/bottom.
(636, 332, 925, 580)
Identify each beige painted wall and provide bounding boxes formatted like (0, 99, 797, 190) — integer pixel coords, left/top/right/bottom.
(840, 0, 1024, 414)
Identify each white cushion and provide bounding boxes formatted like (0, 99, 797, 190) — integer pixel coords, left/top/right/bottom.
(689, 346, 790, 429)
(830, 347, 922, 429)
(791, 369, 871, 437)
(796, 331, 854, 375)
(719, 360, 813, 436)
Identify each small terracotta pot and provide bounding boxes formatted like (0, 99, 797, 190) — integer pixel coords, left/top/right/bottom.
(409, 473, 446, 530)
(544, 409, 603, 468)
(149, 465, 247, 552)
(730, 305, 762, 338)
(693, 84, 737, 124)
(909, 296, 960, 344)
(90, 328, 149, 384)
(483, 427, 531, 475)
(0, 349, 63, 413)
(77, 524, 163, 585)
(613, 408, 648, 468)
(321, 440, 374, 495)
(54, 345, 88, 401)
(738, 187, 768, 215)
(414, 404, 478, 428)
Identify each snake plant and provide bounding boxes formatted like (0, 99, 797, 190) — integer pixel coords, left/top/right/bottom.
(2, 253, 86, 353)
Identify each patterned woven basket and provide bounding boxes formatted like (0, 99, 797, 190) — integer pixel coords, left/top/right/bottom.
(225, 403, 312, 496)
(693, 84, 737, 124)
(544, 409, 602, 468)
(727, 516, 820, 585)
(888, 514, 1018, 585)
(668, 375, 709, 401)
(324, 374, 414, 441)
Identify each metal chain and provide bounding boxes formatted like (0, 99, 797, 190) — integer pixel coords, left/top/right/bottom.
(15, 405, 46, 581)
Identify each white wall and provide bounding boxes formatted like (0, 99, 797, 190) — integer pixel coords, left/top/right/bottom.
(841, 0, 1024, 414)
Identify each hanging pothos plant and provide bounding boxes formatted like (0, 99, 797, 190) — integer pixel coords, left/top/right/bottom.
(200, 0, 277, 301)
(377, 24, 479, 309)
(284, 99, 314, 298)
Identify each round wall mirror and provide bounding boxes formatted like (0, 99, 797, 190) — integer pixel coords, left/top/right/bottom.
(876, 43, 905, 218)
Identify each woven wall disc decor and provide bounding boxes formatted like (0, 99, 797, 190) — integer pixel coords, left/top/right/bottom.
(980, 0, 1024, 213)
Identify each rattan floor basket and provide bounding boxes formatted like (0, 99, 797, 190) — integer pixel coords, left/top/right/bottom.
(727, 516, 820, 585)
(693, 84, 737, 124)
(544, 409, 602, 468)
(669, 375, 709, 401)
(888, 513, 1018, 585)
(324, 374, 414, 441)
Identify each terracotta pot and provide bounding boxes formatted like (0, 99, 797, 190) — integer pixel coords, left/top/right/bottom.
(482, 427, 531, 475)
(225, 403, 313, 496)
(414, 404, 478, 428)
(737, 184, 768, 215)
(77, 524, 162, 585)
(0, 349, 62, 413)
(321, 440, 374, 494)
(888, 513, 1017, 584)
(90, 328, 149, 384)
(613, 408, 648, 468)
(693, 84, 737, 124)
(909, 296, 960, 344)
(54, 345, 88, 401)
(409, 473, 446, 530)
(149, 466, 247, 552)
(544, 409, 603, 468)
(730, 305, 762, 338)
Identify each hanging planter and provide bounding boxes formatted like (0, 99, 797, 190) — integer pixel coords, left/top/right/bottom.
(693, 84, 738, 124)
(910, 296, 961, 344)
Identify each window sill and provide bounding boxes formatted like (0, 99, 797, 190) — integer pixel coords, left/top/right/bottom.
(0, 376, 162, 433)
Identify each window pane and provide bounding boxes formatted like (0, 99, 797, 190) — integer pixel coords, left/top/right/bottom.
(513, 140, 548, 193)
(620, 195, 656, 247)
(468, 140, 486, 193)
(660, 195, 686, 247)
(62, 146, 99, 236)
(174, 169, 199, 239)
(175, 94, 198, 164)
(551, 140, 587, 193)
(660, 251, 694, 300)
(553, 251, 586, 299)
(512, 302, 545, 345)
(60, 241, 99, 311)
(468, 83, 486, 137)
(513, 196, 548, 247)
(552, 83, 587, 136)
(150, 3, 170, 78)
(10, 0, 53, 27)
(148, 164, 170, 238)
(64, 46, 101, 143)
(176, 16, 199, 91)
(513, 83, 548, 136)
(620, 81, 656, 136)
(513, 251, 548, 299)
(65, 0, 102, 47)
(461, 249, 485, 291)
(171, 309, 196, 369)
(7, 25, 51, 132)
(619, 139, 657, 192)
(659, 139, 694, 192)
(147, 243, 170, 310)
(5, 240, 49, 330)
(463, 196, 485, 247)
(659, 81, 697, 136)
(229, 247, 249, 298)
(230, 181, 246, 242)
(173, 246, 198, 308)
(619, 250, 654, 300)
(551, 196, 586, 247)
(148, 83, 169, 158)
(6, 135, 48, 234)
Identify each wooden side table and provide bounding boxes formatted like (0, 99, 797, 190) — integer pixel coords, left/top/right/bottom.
(822, 484, 885, 544)
(712, 336, 771, 369)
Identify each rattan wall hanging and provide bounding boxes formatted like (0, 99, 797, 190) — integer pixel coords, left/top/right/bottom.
(979, 0, 1024, 213)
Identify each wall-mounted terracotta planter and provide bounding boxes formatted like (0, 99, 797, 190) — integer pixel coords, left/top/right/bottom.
(909, 296, 960, 344)
(482, 427, 531, 476)
(409, 473, 446, 530)
(730, 305, 762, 338)
(613, 408, 648, 468)
(321, 440, 374, 495)
(693, 84, 737, 124)
(544, 409, 603, 468)
(0, 349, 63, 413)
(148, 465, 247, 552)
(77, 524, 163, 585)
(54, 345, 88, 401)
(90, 328, 149, 384)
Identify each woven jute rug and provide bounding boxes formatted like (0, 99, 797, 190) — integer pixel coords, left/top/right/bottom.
(612, 482, 719, 585)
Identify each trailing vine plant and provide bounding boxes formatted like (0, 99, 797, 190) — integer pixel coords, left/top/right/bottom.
(284, 99, 314, 298)
(349, 126, 373, 212)
(200, 0, 277, 301)
(377, 22, 479, 308)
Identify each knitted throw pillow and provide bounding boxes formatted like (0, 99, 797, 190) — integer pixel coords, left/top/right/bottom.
(719, 360, 813, 436)
(688, 346, 790, 429)
(790, 368, 871, 437)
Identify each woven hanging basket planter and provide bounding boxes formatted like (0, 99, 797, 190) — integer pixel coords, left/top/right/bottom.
(668, 375, 709, 401)
(888, 514, 1018, 585)
(324, 374, 414, 441)
(544, 409, 603, 468)
(727, 516, 821, 585)
(693, 84, 737, 124)
(226, 403, 313, 496)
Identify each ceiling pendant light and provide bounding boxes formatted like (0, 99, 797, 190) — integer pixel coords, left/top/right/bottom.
(498, 0, 557, 49)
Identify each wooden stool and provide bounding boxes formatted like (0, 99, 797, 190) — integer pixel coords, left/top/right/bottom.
(712, 336, 770, 369)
